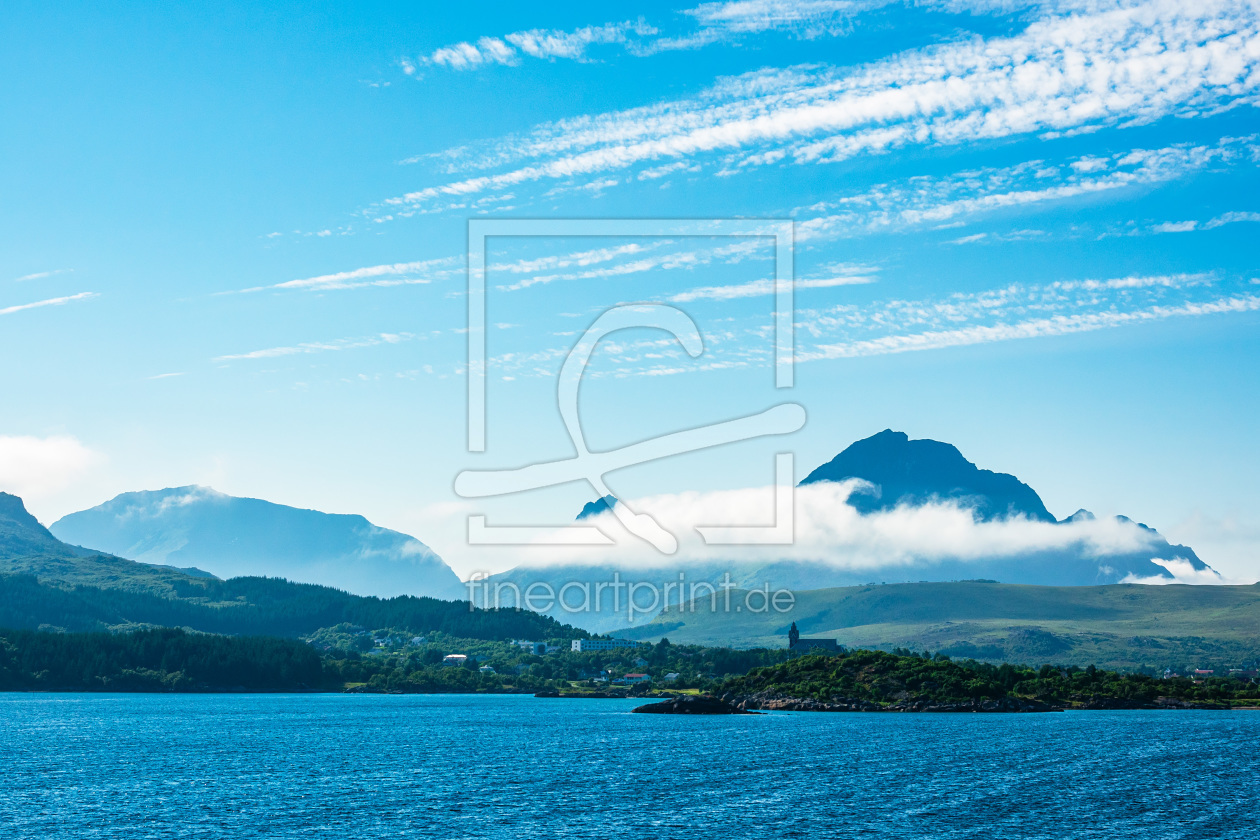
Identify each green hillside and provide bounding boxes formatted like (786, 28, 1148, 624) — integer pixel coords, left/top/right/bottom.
(617, 581, 1260, 670)
(715, 649, 1260, 711)
(0, 492, 585, 644)
(0, 572, 586, 641)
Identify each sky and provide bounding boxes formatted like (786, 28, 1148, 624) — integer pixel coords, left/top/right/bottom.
(1, 0, 1258, 581)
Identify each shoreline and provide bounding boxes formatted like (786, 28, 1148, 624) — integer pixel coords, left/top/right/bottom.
(1, 688, 1255, 710)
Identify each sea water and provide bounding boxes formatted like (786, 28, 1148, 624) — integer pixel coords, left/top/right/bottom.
(1, 693, 1256, 839)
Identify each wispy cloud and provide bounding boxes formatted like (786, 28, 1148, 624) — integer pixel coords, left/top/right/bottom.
(232, 258, 460, 294)
(408, 19, 658, 73)
(495, 239, 769, 292)
(13, 268, 73, 283)
(1147, 210, 1260, 234)
(410, 1, 1039, 75)
(795, 137, 1257, 240)
(383, 0, 1260, 214)
(796, 274, 1259, 360)
(0, 291, 98, 317)
(670, 269, 877, 302)
(214, 331, 422, 362)
(484, 271, 1256, 380)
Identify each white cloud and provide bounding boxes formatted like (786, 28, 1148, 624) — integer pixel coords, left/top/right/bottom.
(484, 271, 1253, 380)
(1151, 220, 1199, 233)
(214, 332, 423, 362)
(1205, 210, 1260, 228)
(796, 137, 1255, 240)
(417, 1, 1042, 75)
(232, 258, 460, 294)
(495, 238, 770, 292)
(0, 435, 103, 502)
(496, 479, 1171, 569)
(0, 292, 98, 317)
(681, 0, 1047, 38)
(13, 268, 73, 282)
(1121, 557, 1228, 584)
(670, 272, 876, 302)
(798, 288, 1260, 361)
(383, 0, 1260, 213)
(418, 20, 658, 71)
(1148, 209, 1260, 233)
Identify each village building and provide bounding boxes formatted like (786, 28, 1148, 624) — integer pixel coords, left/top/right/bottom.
(571, 638, 648, 652)
(787, 622, 839, 652)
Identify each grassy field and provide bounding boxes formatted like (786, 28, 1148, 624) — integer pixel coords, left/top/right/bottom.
(616, 581, 1260, 670)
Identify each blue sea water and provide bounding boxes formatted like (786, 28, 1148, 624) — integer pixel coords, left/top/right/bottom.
(1, 694, 1257, 839)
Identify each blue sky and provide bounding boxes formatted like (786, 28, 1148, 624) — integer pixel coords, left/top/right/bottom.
(2, 0, 1258, 580)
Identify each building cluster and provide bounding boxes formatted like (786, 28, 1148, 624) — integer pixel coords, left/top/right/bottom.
(570, 638, 649, 652)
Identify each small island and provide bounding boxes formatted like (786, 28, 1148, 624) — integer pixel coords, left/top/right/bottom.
(632, 695, 757, 714)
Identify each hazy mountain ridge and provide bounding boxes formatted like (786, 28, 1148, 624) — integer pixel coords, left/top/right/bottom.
(0, 491, 578, 641)
(51, 486, 466, 601)
(0, 492, 216, 597)
(614, 580, 1260, 670)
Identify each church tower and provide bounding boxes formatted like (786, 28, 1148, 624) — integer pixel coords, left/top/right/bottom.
(788, 622, 799, 649)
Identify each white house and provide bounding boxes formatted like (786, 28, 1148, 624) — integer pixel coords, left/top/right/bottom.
(571, 638, 647, 652)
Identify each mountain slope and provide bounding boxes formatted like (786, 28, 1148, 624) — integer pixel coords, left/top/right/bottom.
(614, 580, 1260, 670)
(0, 492, 215, 597)
(0, 492, 75, 557)
(0, 492, 584, 641)
(576, 495, 617, 520)
(51, 486, 465, 601)
(801, 429, 1056, 521)
(483, 430, 1216, 632)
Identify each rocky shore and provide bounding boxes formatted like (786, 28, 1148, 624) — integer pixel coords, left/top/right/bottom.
(633, 695, 757, 714)
(715, 692, 1239, 712)
(720, 691, 1059, 713)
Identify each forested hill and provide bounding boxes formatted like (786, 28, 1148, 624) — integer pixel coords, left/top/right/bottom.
(0, 491, 587, 643)
(717, 649, 1260, 711)
(0, 573, 585, 642)
(0, 627, 329, 692)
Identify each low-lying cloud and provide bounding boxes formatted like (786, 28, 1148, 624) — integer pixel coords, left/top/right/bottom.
(0, 434, 103, 502)
(496, 480, 1212, 581)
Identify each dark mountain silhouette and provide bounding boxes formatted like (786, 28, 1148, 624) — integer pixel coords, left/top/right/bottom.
(576, 495, 618, 520)
(801, 429, 1056, 521)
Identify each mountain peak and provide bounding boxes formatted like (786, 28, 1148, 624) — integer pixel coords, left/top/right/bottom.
(0, 491, 39, 527)
(51, 487, 465, 600)
(801, 430, 1056, 522)
(577, 495, 618, 520)
(0, 492, 76, 558)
